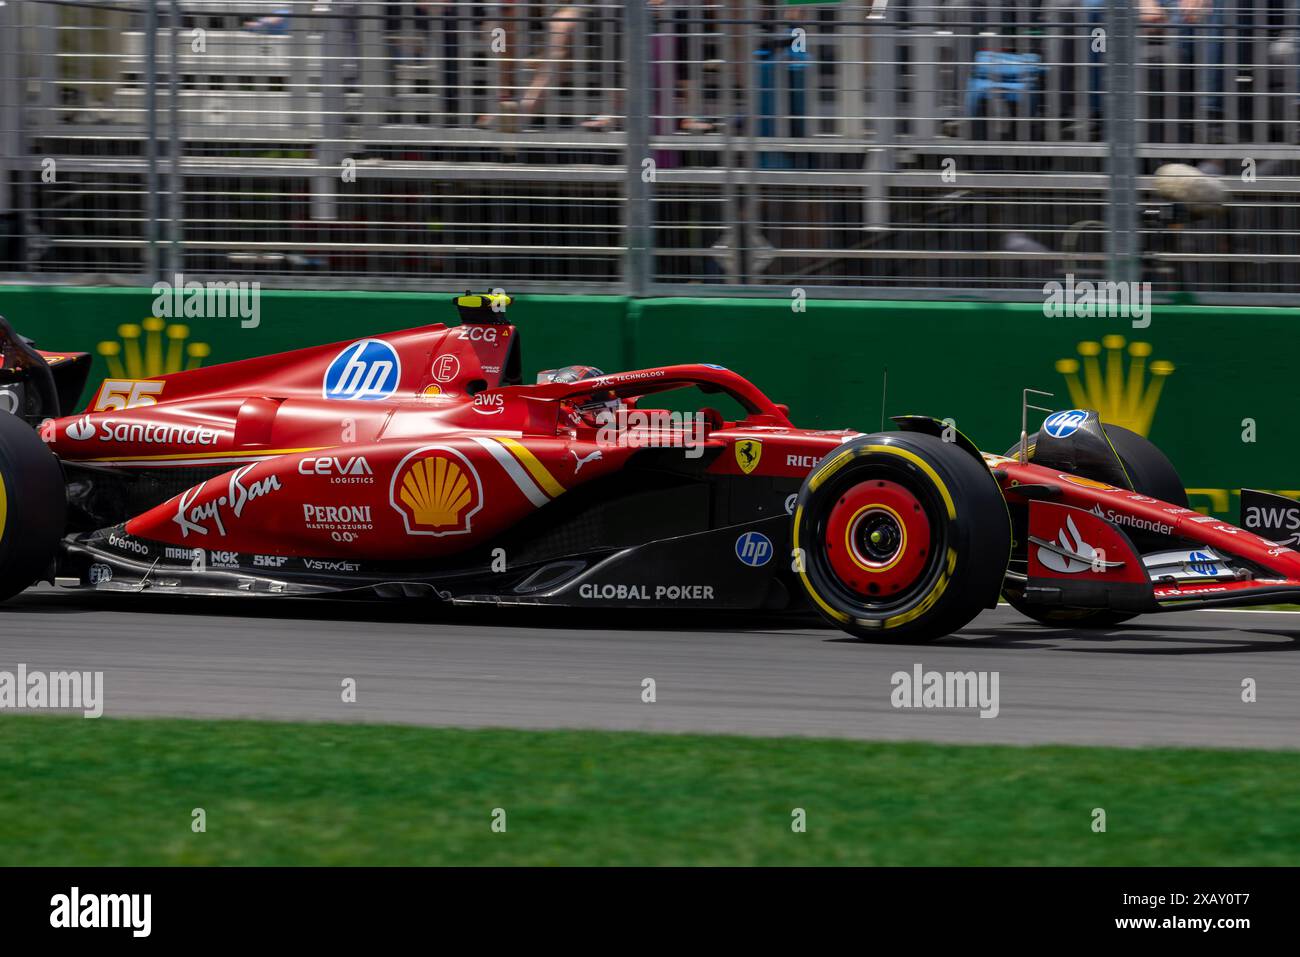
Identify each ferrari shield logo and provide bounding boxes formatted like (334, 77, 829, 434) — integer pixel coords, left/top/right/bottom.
(735, 439, 763, 475)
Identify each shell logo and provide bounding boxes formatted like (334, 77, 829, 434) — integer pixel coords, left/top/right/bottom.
(389, 446, 484, 536)
(1057, 473, 1118, 492)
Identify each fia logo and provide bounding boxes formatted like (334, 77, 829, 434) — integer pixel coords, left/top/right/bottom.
(1043, 409, 1088, 438)
(324, 339, 401, 401)
(735, 531, 774, 567)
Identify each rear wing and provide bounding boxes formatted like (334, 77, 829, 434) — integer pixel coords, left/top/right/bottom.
(0, 316, 92, 421)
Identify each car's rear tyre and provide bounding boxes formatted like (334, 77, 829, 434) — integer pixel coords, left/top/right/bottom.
(792, 432, 1011, 643)
(0, 412, 65, 602)
(1002, 422, 1185, 627)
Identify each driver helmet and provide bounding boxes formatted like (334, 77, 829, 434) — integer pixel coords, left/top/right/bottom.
(536, 364, 604, 385)
(537, 365, 620, 422)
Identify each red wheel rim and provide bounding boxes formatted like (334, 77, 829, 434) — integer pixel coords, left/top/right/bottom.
(823, 479, 931, 599)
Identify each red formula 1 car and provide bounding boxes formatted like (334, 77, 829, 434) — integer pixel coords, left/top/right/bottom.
(2, 294, 1299, 642)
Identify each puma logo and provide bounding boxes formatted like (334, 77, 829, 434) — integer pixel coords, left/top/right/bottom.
(570, 448, 603, 473)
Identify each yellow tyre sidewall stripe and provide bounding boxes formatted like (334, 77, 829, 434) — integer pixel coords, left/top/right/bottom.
(0, 472, 7, 545)
(796, 443, 958, 631)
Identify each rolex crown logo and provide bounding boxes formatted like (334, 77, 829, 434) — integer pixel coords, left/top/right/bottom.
(1054, 335, 1174, 438)
(97, 317, 213, 378)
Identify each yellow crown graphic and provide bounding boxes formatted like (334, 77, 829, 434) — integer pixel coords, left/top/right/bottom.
(1055, 336, 1174, 437)
(97, 317, 212, 378)
(399, 454, 475, 528)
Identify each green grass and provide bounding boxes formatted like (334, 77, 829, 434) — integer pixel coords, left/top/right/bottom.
(2, 715, 1298, 865)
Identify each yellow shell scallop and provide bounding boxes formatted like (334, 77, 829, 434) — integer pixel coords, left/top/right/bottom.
(400, 455, 473, 528)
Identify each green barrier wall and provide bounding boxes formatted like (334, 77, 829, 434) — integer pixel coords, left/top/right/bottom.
(1, 285, 1295, 518)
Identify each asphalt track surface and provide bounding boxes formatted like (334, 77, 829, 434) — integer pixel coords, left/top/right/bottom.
(3, 587, 1299, 749)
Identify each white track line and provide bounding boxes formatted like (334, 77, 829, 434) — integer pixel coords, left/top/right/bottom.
(1203, 607, 1300, 614)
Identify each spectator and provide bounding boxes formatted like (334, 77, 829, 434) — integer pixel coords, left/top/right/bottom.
(1141, 0, 1227, 143)
(479, 3, 586, 131)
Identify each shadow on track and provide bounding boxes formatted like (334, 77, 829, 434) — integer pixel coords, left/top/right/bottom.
(5, 587, 826, 637)
(951, 616, 1300, 656)
(10, 589, 1300, 655)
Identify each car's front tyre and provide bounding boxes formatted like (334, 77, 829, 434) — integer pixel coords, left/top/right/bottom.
(792, 432, 1011, 643)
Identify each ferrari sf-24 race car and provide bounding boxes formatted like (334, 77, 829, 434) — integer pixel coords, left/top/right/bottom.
(2, 293, 1299, 642)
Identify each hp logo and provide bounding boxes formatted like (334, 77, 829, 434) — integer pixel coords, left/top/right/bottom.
(1188, 551, 1219, 577)
(324, 339, 401, 401)
(735, 531, 774, 567)
(1043, 409, 1088, 438)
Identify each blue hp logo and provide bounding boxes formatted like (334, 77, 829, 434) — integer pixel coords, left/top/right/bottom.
(324, 339, 402, 401)
(1043, 409, 1088, 438)
(735, 531, 774, 567)
(1188, 551, 1219, 577)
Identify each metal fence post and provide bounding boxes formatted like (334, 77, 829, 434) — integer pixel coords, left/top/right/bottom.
(1106, 0, 1139, 287)
(624, 0, 651, 298)
(0, 0, 19, 249)
(168, 0, 182, 277)
(316, 11, 344, 223)
(145, 0, 160, 282)
(865, 0, 894, 231)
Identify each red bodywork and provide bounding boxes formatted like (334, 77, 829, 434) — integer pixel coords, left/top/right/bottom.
(48, 321, 851, 563)
(987, 453, 1300, 609)
(34, 316, 1300, 613)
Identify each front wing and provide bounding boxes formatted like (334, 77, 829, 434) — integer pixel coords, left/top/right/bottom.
(1020, 499, 1300, 614)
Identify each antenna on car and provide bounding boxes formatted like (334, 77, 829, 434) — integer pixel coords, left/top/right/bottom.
(880, 367, 888, 432)
(1019, 388, 1055, 464)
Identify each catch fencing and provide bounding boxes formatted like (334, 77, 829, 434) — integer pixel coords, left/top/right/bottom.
(1, 0, 1297, 301)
